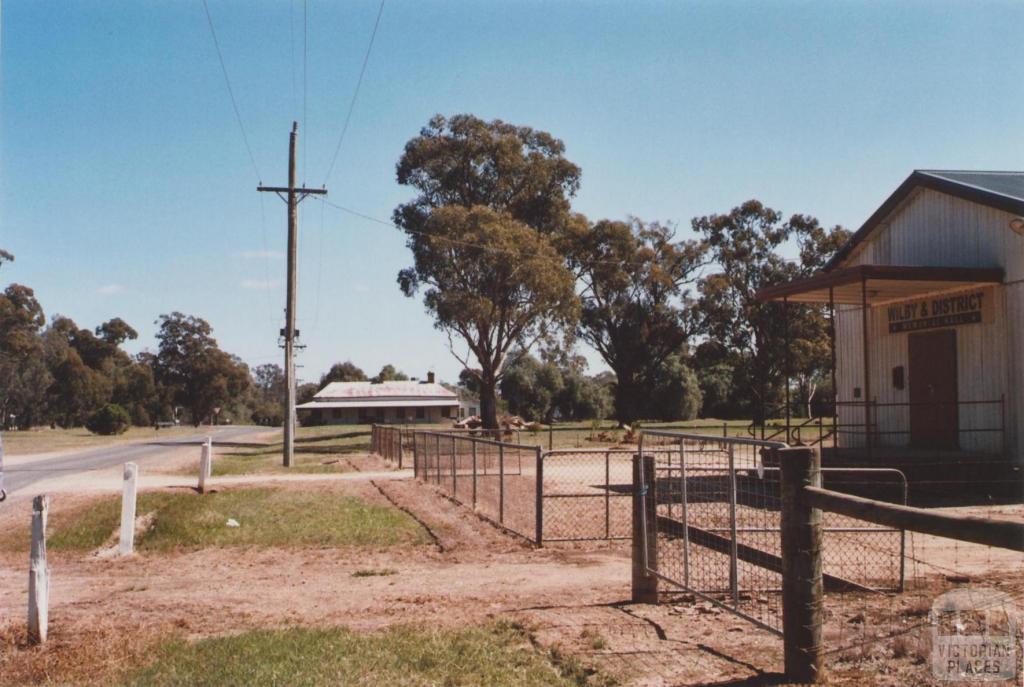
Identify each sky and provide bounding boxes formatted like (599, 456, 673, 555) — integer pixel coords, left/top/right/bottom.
(2, 0, 1023, 386)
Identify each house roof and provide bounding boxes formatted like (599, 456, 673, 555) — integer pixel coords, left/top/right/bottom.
(313, 381, 457, 401)
(297, 398, 458, 410)
(824, 170, 1024, 271)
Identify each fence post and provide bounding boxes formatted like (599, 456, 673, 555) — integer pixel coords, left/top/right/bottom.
(631, 454, 658, 603)
(499, 444, 505, 524)
(604, 449, 611, 540)
(779, 446, 824, 684)
(120, 462, 138, 555)
(535, 447, 544, 545)
(198, 437, 212, 494)
(28, 494, 49, 644)
(398, 435, 404, 469)
(472, 441, 478, 508)
(727, 444, 739, 607)
(451, 437, 457, 494)
(548, 425, 553, 451)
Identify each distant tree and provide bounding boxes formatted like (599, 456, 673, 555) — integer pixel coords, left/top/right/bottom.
(647, 355, 702, 421)
(319, 361, 368, 387)
(394, 114, 582, 429)
(500, 354, 564, 423)
(555, 368, 612, 421)
(95, 318, 138, 346)
(85, 403, 131, 436)
(458, 368, 481, 395)
(0, 249, 13, 270)
(251, 363, 286, 426)
(0, 283, 47, 428)
(297, 382, 319, 405)
(111, 362, 158, 426)
(48, 348, 112, 427)
(693, 201, 849, 423)
(371, 364, 409, 383)
(567, 218, 706, 423)
(152, 312, 250, 426)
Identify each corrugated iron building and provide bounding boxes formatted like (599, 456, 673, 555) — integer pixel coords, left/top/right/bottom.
(296, 374, 459, 425)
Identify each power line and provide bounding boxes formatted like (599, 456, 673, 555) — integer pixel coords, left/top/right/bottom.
(322, 0, 386, 184)
(320, 199, 641, 268)
(303, 0, 309, 182)
(200, 0, 262, 181)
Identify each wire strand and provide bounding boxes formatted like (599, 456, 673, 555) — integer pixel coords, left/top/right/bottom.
(322, 0, 386, 184)
(200, 0, 262, 182)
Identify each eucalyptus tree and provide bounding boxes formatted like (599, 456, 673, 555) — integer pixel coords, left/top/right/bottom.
(394, 114, 581, 428)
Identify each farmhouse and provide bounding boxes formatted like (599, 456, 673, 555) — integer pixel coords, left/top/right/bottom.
(297, 372, 459, 425)
(759, 170, 1024, 489)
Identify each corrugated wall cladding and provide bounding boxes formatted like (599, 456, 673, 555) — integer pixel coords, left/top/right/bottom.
(835, 188, 1024, 459)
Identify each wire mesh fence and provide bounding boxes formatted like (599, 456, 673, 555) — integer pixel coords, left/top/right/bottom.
(413, 431, 540, 543)
(370, 425, 406, 468)
(638, 430, 907, 637)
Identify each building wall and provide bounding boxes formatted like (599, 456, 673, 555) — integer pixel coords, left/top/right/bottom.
(835, 188, 1024, 459)
(299, 405, 457, 426)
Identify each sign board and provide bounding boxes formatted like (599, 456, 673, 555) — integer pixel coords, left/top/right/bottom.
(887, 288, 992, 334)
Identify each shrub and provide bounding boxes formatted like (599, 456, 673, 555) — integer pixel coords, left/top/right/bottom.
(85, 403, 131, 435)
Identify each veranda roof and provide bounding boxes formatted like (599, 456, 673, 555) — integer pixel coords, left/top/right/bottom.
(756, 265, 1005, 306)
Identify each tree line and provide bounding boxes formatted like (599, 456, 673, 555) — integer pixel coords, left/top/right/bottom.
(0, 251, 287, 432)
(393, 114, 850, 428)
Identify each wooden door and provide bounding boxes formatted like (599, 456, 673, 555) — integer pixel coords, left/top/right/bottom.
(908, 330, 959, 449)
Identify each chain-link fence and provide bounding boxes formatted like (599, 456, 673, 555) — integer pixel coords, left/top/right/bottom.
(413, 431, 541, 542)
(370, 425, 406, 468)
(638, 430, 906, 636)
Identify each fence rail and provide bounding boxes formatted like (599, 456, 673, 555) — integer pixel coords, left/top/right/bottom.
(635, 431, 907, 637)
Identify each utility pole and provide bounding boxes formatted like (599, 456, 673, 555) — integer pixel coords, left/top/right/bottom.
(258, 122, 327, 467)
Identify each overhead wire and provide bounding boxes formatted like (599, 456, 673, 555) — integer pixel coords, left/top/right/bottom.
(200, 0, 262, 182)
(320, 199, 651, 269)
(303, 0, 309, 182)
(321, 0, 387, 185)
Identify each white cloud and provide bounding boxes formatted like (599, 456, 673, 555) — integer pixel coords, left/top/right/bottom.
(240, 249, 284, 259)
(97, 284, 123, 295)
(241, 278, 283, 290)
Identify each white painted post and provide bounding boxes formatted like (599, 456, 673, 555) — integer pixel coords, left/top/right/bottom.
(198, 438, 212, 494)
(119, 462, 138, 555)
(28, 494, 49, 644)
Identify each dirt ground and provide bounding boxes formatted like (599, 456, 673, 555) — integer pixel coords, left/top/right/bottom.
(0, 452, 1021, 686)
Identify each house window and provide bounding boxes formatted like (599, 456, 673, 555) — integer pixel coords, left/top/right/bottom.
(441, 407, 451, 418)
(332, 409, 342, 419)
(358, 408, 368, 421)
(416, 407, 425, 419)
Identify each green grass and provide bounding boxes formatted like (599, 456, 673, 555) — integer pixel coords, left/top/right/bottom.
(122, 623, 604, 687)
(205, 425, 377, 475)
(2, 425, 210, 456)
(0, 488, 429, 553)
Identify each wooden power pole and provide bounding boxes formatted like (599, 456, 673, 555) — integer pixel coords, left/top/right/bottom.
(258, 122, 326, 467)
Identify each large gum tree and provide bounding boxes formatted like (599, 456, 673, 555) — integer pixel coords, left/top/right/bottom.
(394, 115, 583, 429)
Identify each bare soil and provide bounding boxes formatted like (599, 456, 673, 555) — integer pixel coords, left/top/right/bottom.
(0, 452, 1020, 686)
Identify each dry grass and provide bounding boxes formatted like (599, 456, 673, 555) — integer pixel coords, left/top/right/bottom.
(2, 426, 204, 456)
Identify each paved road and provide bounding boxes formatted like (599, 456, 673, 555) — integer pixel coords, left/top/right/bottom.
(1, 425, 270, 497)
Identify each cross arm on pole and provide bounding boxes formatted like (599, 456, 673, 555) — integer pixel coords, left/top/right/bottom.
(257, 185, 328, 204)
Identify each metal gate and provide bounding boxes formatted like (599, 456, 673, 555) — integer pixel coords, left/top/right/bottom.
(638, 430, 906, 636)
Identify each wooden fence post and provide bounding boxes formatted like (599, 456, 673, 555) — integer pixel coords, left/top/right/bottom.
(779, 446, 824, 683)
(198, 438, 212, 494)
(120, 462, 138, 555)
(632, 454, 658, 603)
(28, 494, 49, 644)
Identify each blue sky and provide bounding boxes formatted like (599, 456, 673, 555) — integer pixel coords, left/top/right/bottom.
(3, 0, 1023, 384)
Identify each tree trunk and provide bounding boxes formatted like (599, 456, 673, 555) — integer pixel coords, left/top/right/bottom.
(614, 372, 641, 426)
(479, 369, 499, 430)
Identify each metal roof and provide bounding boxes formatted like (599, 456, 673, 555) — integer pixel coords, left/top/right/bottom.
(297, 399, 459, 410)
(757, 265, 1004, 305)
(314, 381, 457, 401)
(825, 170, 1024, 271)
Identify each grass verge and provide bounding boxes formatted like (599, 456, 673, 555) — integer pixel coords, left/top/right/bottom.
(0, 487, 429, 553)
(204, 425, 375, 476)
(122, 622, 608, 687)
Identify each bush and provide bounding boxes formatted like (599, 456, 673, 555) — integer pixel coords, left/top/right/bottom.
(85, 403, 131, 435)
